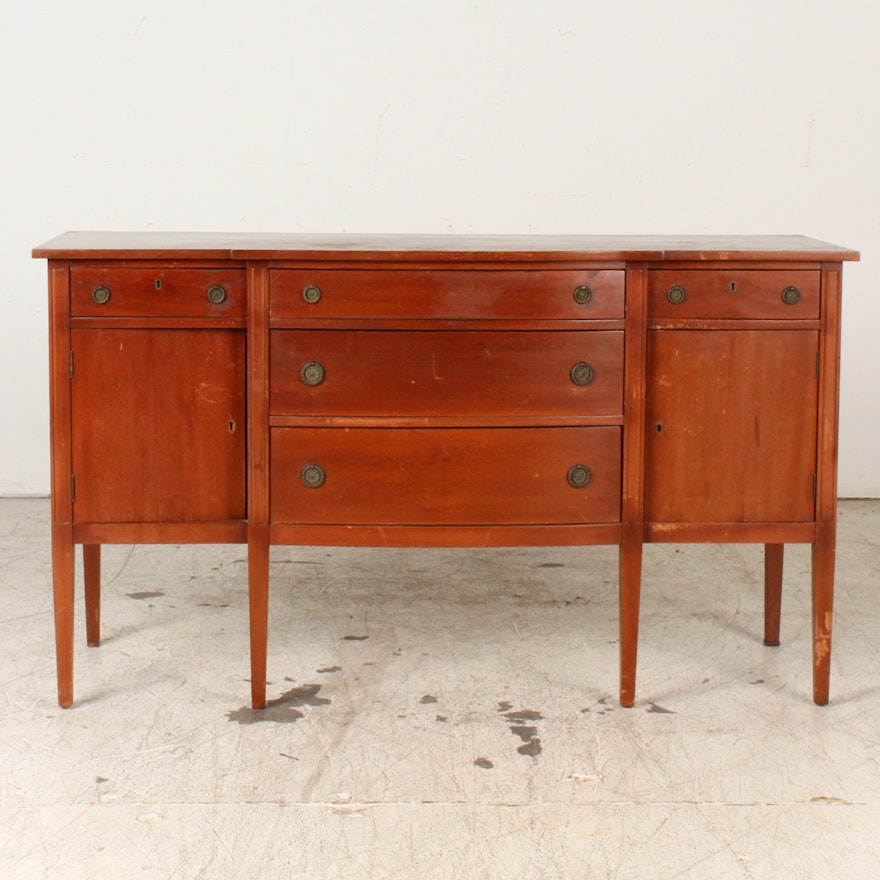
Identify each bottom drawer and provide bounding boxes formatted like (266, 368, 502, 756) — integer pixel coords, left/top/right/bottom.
(270, 427, 621, 526)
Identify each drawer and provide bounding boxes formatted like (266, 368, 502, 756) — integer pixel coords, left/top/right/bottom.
(648, 270, 820, 320)
(271, 426, 622, 525)
(269, 269, 624, 320)
(70, 268, 246, 318)
(270, 330, 623, 418)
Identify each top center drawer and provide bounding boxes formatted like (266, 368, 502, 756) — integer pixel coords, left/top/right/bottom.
(269, 269, 624, 321)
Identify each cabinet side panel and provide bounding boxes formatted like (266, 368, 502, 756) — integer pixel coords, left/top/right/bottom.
(816, 264, 842, 523)
(48, 263, 73, 525)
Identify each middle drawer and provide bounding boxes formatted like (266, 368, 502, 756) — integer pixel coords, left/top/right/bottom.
(270, 330, 624, 418)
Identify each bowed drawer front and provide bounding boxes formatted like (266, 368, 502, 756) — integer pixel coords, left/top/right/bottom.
(270, 426, 622, 525)
(267, 266, 626, 534)
(269, 268, 625, 320)
(269, 329, 624, 418)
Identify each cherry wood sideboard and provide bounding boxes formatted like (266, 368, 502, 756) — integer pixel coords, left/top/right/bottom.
(33, 233, 859, 709)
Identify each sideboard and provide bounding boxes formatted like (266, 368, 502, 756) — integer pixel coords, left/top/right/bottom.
(33, 233, 859, 709)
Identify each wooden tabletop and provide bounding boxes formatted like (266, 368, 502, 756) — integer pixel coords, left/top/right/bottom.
(33, 232, 860, 262)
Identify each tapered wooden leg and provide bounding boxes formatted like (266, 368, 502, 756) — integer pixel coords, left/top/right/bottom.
(812, 524, 836, 706)
(83, 544, 101, 647)
(248, 524, 269, 709)
(619, 525, 643, 708)
(52, 523, 75, 708)
(763, 543, 783, 647)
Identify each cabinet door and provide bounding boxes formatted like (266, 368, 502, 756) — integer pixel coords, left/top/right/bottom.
(70, 329, 246, 523)
(645, 330, 818, 523)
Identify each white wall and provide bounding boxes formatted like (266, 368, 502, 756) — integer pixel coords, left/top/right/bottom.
(3, 0, 878, 495)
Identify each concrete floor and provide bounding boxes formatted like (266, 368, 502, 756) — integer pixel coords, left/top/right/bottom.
(1, 498, 880, 878)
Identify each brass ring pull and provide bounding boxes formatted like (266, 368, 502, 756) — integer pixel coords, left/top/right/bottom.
(781, 286, 801, 305)
(302, 284, 322, 304)
(91, 285, 111, 305)
(207, 285, 227, 304)
(301, 464, 326, 488)
(570, 362, 595, 386)
(300, 361, 326, 386)
(567, 464, 592, 488)
(573, 285, 593, 305)
(666, 285, 686, 305)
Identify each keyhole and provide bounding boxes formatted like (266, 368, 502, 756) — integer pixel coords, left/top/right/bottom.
(155, 279, 162, 290)
(730, 282, 737, 292)
(656, 424, 663, 433)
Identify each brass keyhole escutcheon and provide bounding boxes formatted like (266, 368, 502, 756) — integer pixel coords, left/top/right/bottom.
(91, 285, 111, 305)
(302, 284, 322, 304)
(207, 285, 227, 304)
(570, 362, 595, 386)
(782, 286, 801, 305)
(300, 361, 326, 386)
(573, 285, 593, 305)
(301, 464, 326, 488)
(567, 464, 592, 488)
(666, 285, 686, 305)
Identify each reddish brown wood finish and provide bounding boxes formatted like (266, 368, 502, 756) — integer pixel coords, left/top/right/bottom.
(811, 264, 844, 705)
(644, 330, 819, 524)
(70, 329, 246, 523)
(83, 544, 101, 647)
(268, 523, 622, 547)
(35, 235, 857, 710)
(645, 522, 816, 543)
(72, 522, 247, 544)
(51, 524, 74, 708)
(70, 268, 246, 318)
(33, 232, 860, 263)
(270, 427, 622, 526)
(648, 269, 820, 320)
(48, 264, 75, 708)
(270, 268, 624, 321)
(270, 330, 624, 419)
(618, 266, 649, 707)
(247, 265, 271, 710)
(764, 543, 784, 646)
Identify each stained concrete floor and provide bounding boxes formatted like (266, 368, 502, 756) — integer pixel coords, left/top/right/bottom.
(1, 498, 880, 878)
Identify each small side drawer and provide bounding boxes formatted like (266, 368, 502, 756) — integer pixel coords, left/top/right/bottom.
(271, 426, 622, 525)
(270, 269, 624, 320)
(270, 329, 624, 418)
(648, 270, 820, 320)
(70, 268, 246, 318)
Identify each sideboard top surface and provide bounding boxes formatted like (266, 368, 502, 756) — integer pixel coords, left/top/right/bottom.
(33, 232, 859, 263)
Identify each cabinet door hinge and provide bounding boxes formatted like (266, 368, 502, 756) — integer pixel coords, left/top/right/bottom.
(69, 350, 74, 379)
(813, 473, 818, 500)
(816, 350, 821, 379)
(71, 474, 76, 503)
